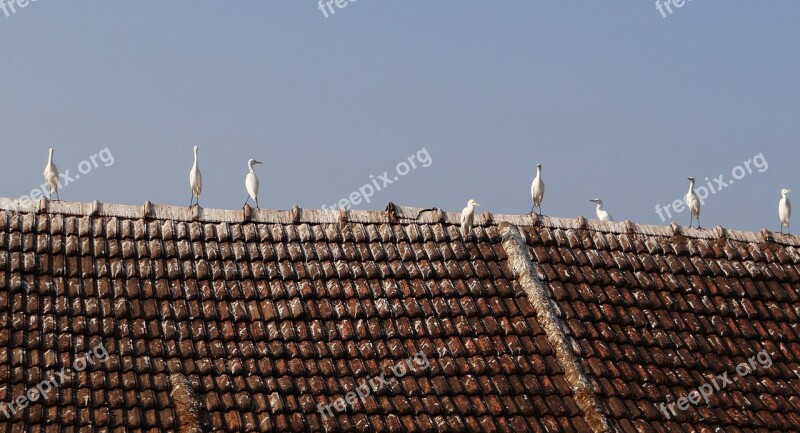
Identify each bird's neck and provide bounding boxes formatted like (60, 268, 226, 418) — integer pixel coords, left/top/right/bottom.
(47, 152, 53, 164)
(248, 162, 255, 173)
(596, 203, 603, 211)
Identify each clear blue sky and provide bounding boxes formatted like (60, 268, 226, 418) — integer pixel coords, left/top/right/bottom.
(1, 1, 798, 231)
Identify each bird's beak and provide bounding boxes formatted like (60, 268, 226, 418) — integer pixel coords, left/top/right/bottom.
(475, 202, 481, 207)
(255, 160, 263, 165)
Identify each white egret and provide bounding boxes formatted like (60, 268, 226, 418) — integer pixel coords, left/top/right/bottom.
(590, 198, 613, 221)
(530, 163, 544, 215)
(189, 146, 202, 207)
(43, 148, 60, 201)
(779, 188, 791, 234)
(685, 177, 701, 228)
(460, 199, 481, 239)
(244, 159, 263, 208)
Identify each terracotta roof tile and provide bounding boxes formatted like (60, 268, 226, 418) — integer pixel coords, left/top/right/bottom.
(2, 201, 800, 432)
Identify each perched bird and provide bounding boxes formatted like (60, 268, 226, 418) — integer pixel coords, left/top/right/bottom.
(244, 159, 263, 208)
(590, 198, 613, 221)
(43, 148, 60, 201)
(530, 163, 544, 215)
(685, 177, 701, 228)
(779, 188, 791, 234)
(189, 146, 202, 207)
(460, 199, 481, 239)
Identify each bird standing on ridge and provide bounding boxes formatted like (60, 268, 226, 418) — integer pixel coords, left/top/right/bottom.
(530, 163, 544, 215)
(779, 188, 791, 234)
(43, 148, 60, 201)
(685, 177, 701, 228)
(461, 199, 481, 239)
(189, 146, 202, 207)
(244, 159, 263, 208)
(590, 198, 613, 221)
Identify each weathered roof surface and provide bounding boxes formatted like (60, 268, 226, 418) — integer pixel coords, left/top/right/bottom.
(0, 198, 799, 432)
(516, 224, 800, 432)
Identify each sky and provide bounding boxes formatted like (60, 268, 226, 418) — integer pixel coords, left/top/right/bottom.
(0, 1, 798, 232)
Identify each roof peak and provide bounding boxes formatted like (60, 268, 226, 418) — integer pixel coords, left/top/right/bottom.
(0, 197, 796, 246)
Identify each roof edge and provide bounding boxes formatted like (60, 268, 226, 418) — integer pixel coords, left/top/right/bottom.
(0, 197, 797, 245)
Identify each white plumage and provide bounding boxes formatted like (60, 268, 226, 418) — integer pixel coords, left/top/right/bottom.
(244, 158, 263, 208)
(189, 146, 202, 207)
(530, 163, 544, 215)
(43, 148, 60, 201)
(590, 198, 613, 221)
(460, 199, 481, 239)
(779, 188, 791, 234)
(685, 177, 701, 228)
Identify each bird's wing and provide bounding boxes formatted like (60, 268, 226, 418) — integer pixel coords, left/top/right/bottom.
(246, 174, 259, 197)
(198, 171, 202, 191)
(460, 210, 468, 225)
(788, 199, 792, 218)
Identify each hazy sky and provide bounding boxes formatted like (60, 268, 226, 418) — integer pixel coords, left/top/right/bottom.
(1, 1, 798, 232)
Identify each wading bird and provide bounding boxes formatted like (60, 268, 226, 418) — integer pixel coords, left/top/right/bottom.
(779, 188, 791, 234)
(530, 163, 544, 215)
(461, 199, 481, 239)
(43, 148, 60, 201)
(244, 159, 263, 208)
(686, 177, 701, 228)
(590, 198, 613, 221)
(189, 146, 202, 207)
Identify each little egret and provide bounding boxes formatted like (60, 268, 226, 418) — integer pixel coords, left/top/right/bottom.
(779, 188, 791, 234)
(685, 177, 701, 228)
(590, 198, 613, 221)
(244, 159, 263, 208)
(43, 148, 60, 201)
(189, 146, 202, 207)
(530, 163, 544, 215)
(461, 199, 481, 239)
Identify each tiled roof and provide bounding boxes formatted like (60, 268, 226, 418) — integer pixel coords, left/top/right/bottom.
(0, 198, 798, 432)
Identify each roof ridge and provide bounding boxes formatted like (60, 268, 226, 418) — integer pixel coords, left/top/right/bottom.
(0, 197, 797, 245)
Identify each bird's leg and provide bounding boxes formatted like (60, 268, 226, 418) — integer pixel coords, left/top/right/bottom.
(538, 204, 543, 216)
(529, 205, 536, 214)
(55, 190, 60, 202)
(689, 215, 693, 228)
(256, 198, 259, 209)
(243, 196, 250, 208)
(697, 217, 701, 229)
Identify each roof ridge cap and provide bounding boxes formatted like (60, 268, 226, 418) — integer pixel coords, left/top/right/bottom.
(0, 198, 796, 245)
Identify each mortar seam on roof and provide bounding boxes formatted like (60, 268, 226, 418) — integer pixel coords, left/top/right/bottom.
(499, 222, 615, 433)
(0, 197, 796, 246)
